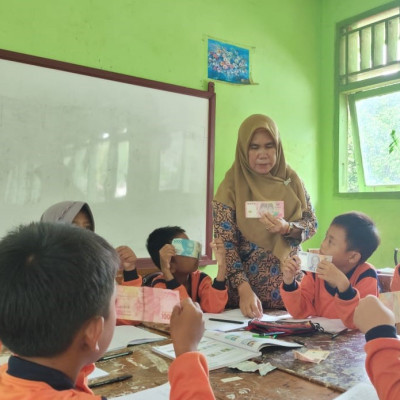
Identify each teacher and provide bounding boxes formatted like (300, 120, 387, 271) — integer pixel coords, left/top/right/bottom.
(213, 114, 317, 318)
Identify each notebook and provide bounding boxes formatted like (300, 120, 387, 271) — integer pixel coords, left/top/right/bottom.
(152, 330, 301, 370)
(107, 325, 166, 352)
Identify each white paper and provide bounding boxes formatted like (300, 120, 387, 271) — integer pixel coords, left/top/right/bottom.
(88, 367, 109, 380)
(109, 382, 170, 399)
(204, 309, 291, 332)
(334, 382, 378, 400)
(107, 325, 166, 352)
(280, 316, 347, 334)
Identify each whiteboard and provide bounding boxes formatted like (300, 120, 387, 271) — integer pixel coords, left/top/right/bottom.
(0, 49, 216, 266)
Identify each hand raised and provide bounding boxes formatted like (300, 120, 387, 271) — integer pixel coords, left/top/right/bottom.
(116, 246, 137, 271)
(170, 298, 204, 357)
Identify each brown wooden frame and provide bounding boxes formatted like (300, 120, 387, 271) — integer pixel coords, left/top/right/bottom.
(0, 48, 216, 269)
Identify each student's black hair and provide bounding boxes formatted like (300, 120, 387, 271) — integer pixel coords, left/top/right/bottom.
(331, 211, 380, 264)
(0, 222, 118, 357)
(146, 226, 186, 269)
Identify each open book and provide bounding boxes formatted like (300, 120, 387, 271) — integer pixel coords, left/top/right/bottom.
(152, 330, 301, 370)
(107, 325, 166, 352)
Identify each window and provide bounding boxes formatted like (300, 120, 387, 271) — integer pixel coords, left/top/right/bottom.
(337, 3, 400, 192)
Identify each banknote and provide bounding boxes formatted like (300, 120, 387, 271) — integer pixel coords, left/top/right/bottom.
(245, 201, 284, 218)
(297, 251, 333, 272)
(115, 286, 180, 323)
(293, 349, 330, 364)
(172, 238, 202, 259)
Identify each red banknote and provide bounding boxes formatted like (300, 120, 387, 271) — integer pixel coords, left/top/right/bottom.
(116, 286, 180, 323)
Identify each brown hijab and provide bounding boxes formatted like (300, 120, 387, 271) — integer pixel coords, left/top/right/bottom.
(40, 201, 95, 231)
(214, 114, 307, 261)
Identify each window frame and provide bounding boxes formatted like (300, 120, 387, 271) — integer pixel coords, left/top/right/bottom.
(336, 1, 400, 194)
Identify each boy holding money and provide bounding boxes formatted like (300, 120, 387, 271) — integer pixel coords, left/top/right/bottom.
(0, 222, 215, 400)
(354, 295, 400, 400)
(280, 211, 380, 328)
(146, 226, 228, 313)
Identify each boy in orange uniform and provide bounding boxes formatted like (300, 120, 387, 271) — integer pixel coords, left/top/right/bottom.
(0, 222, 215, 400)
(354, 295, 400, 400)
(280, 211, 380, 328)
(146, 226, 228, 313)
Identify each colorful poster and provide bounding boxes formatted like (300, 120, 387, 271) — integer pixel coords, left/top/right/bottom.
(208, 39, 251, 84)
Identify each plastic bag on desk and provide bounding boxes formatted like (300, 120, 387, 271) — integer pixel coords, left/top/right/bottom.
(246, 319, 323, 336)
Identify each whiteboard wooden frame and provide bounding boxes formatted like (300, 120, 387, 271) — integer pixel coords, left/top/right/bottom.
(0, 49, 216, 269)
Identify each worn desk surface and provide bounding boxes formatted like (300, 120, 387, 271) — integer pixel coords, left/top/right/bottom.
(92, 341, 341, 400)
(264, 330, 368, 392)
(0, 323, 367, 399)
(91, 324, 370, 399)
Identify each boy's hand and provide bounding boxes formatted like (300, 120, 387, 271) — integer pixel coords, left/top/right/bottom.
(354, 295, 395, 333)
(159, 244, 175, 280)
(281, 255, 301, 285)
(210, 238, 226, 281)
(170, 298, 204, 357)
(116, 246, 137, 271)
(238, 282, 263, 319)
(259, 213, 289, 235)
(317, 260, 349, 292)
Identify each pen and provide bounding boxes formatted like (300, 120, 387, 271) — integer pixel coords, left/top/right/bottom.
(252, 334, 277, 338)
(97, 350, 133, 362)
(331, 328, 348, 339)
(293, 339, 305, 346)
(209, 318, 244, 324)
(88, 374, 133, 388)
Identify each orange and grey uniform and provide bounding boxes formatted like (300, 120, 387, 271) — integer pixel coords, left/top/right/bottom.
(364, 324, 400, 400)
(152, 270, 228, 313)
(390, 264, 400, 291)
(280, 262, 378, 329)
(0, 353, 215, 400)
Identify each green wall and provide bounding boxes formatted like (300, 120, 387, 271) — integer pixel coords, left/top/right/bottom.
(319, 0, 400, 268)
(1, 0, 395, 270)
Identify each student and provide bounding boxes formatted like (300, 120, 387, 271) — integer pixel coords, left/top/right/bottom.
(353, 295, 400, 400)
(280, 211, 380, 328)
(41, 201, 142, 287)
(146, 226, 228, 313)
(0, 222, 215, 400)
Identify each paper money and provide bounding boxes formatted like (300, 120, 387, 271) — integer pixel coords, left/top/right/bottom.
(298, 251, 332, 272)
(116, 286, 180, 323)
(231, 361, 276, 376)
(293, 349, 330, 364)
(172, 238, 202, 259)
(245, 201, 284, 218)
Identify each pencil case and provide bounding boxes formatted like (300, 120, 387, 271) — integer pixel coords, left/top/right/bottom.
(246, 320, 322, 336)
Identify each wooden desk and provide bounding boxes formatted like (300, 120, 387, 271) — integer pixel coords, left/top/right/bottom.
(91, 340, 342, 399)
(264, 330, 368, 392)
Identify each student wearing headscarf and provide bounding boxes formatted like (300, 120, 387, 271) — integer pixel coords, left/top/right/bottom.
(213, 114, 317, 318)
(40, 201, 142, 289)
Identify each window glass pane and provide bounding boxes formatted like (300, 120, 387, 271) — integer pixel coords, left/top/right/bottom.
(346, 120, 358, 192)
(355, 91, 400, 185)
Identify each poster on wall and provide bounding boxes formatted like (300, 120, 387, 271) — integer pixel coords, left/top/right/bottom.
(207, 38, 252, 84)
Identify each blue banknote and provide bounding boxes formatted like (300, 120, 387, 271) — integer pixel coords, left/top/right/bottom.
(172, 238, 202, 259)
